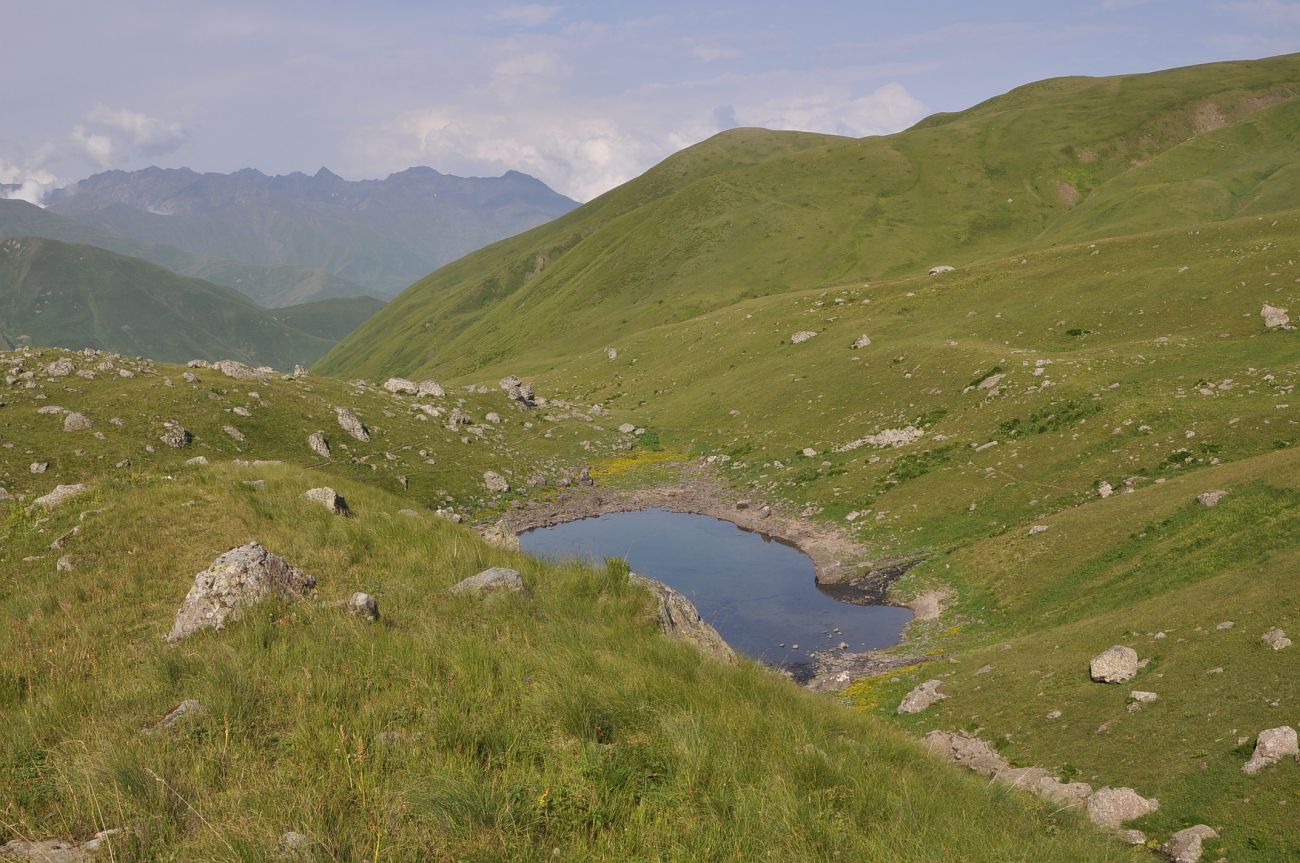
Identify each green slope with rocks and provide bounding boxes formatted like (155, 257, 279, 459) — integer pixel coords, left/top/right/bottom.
(0, 236, 377, 369)
(0, 347, 1139, 862)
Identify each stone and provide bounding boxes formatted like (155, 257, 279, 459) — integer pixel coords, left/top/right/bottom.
(185, 456, 209, 466)
(1242, 726, 1298, 775)
(851, 334, 872, 349)
(1197, 490, 1227, 507)
(993, 766, 1052, 789)
(1161, 825, 1218, 863)
(30, 461, 49, 474)
(33, 484, 91, 510)
(1028, 524, 1049, 535)
(1261, 303, 1291, 329)
(1090, 645, 1139, 683)
(280, 832, 311, 850)
(897, 679, 947, 714)
(382, 377, 418, 395)
(1032, 776, 1093, 808)
(1085, 786, 1159, 829)
(182, 371, 199, 383)
(166, 542, 316, 642)
(483, 471, 510, 493)
(347, 591, 379, 622)
(44, 357, 76, 377)
(790, 331, 817, 344)
(979, 372, 1005, 389)
(304, 487, 351, 516)
(629, 573, 736, 663)
(499, 375, 536, 404)
(222, 425, 245, 442)
(292, 364, 307, 377)
(921, 730, 1009, 776)
(0, 830, 125, 862)
(144, 699, 206, 734)
(213, 359, 265, 381)
(618, 423, 636, 434)
(450, 567, 527, 598)
(417, 380, 444, 398)
(62, 412, 92, 431)
(1261, 627, 1291, 650)
(335, 407, 370, 442)
(1098, 481, 1113, 498)
(160, 423, 192, 448)
(1129, 690, 1158, 703)
(307, 431, 331, 459)
(928, 265, 955, 275)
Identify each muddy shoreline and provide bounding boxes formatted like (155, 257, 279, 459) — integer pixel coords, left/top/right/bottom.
(489, 464, 932, 689)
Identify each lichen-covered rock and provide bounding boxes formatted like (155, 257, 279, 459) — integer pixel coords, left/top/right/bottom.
(629, 573, 736, 663)
(483, 471, 509, 493)
(928, 265, 955, 275)
(347, 591, 379, 622)
(1090, 645, 1139, 683)
(450, 567, 527, 598)
(1261, 303, 1291, 329)
(851, 334, 872, 349)
(160, 422, 192, 448)
(44, 357, 76, 377)
(500, 375, 536, 404)
(166, 542, 316, 642)
(223, 425, 245, 442)
(1261, 627, 1292, 650)
(63, 412, 92, 431)
(1161, 825, 1217, 863)
(307, 431, 331, 459)
(213, 359, 265, 381)
(790, 331, 817, 344)
(417, 380, 445, 398)
(33, 483, 91, 510)
(1085, 786, 1158, 829)
(335, 407, 370, 442)
(304, 487, 350, 516)
(897, 679, 948, 714)
(383, 378, 418, 395)
(1242, 726, 1298, 775)
(921, 731, 1009, 776)
(1196, 490, 1227, 507)
(185, 456, 209, 466)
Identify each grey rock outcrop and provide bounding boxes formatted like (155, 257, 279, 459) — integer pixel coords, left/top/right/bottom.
(304, 487, 350, 516)
(1261, 303, 1291, 330)
(307, 432, 331, 459)
(1161, 825, 1217, 863)
(1089, 645, 1139, 683)
(851, 334, 872, 349)
(500, 375, 536, 404)
(335, 407, 370, 442)
(417, 380, 445, 398)
(1242, 725, 1298, 775)
(382, 377, 418, 395)
(928, 265, 955, 275)
(1196, 490, 1227, 507)
(44, 357, 76, 377)
(790, 331, 817, 344)
(166, 542, 316, 642)
(160, 422, 192, 448)
(630, 573, 736, 663)
(483, 471, 510, 493)
(897, 679, 948, 714)
(63, 412, 92, 431)
(922, 730, 1009, 776)
(1085, 786, 1158, 829)
(33, 483, 91, 510)
(213, 359, 265, 381)
(0, 830, 125, 862)
(450, 567, 527, 598)
(1261, 627, 1292, 650)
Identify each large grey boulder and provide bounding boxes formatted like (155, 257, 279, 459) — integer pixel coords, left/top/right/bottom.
(1089, 645, 1139, 683)
(1242, 725, 1298, 775)
(499, 375, 535, 404)
(33, 483, 91, 510)
(483, 471, 510, 493)
(897, 679, 947, 714)
(213, 359, 265, 381)
(1261, 627, 1292, 650)
(1085, 786, 1158, 829)
(166, 542, 316, 642)
(630, 573, 736, 663)
(307, 432, 331, 459)
(63, 412, 92, 431)
(335, 407, 370, 442)
(450, 567, 528, 598)
(382, 377, 418, 395)
(1161, 825, 1217, 863)
(417, 380, 445, 398)
(44, 357, 75, 377)
(160, 422, 192, 448)
(347, 592, 380, 622)
(922, 730, 1009, 776)
(1261, 303, 1291, 330)
(304, 487, 350, 516)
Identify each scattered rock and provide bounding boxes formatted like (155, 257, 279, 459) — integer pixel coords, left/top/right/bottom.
(44, 357, 76, 377)
(166, 542, 316, 642)
(1242, 726, 1298, 775)
(223, 425, 245, 442)
(55, 555, 75, 573)
(1033, 776, 1093, 808)
(928, 265, 955, 275)
(790, 331, 817, 344)
(500, 375, 535, 404)
(835, 426, 924, 452)
(1215, 620, 1234, 630)
(185, 456, 209, 466)
(382, 377, 418, 395)
(449, 567, 527, 598)
(979, 373, 1005, 389)
(213, 359, 265, 381)
(851, 334, 872, 349)
(629, 573, 736, 663)
(618, 423, 636, 434)
(304, 487, 351, 516)
(144, 699, 206, 734)
(1086, 786, 1159, 829)
(1197, 490, 1228, 507)
(483, 471, 510, 493)
(307, 431, 331, 459)
(1090, 645, 1139, 683)
(335, 407, 370, 442)
(897, 679, 947, 714)
(33, 483, 91, 510)
(1261, 303, 1291, 330)
(346, 591, 379, 622)
(1161, 825, 1218, 863)
(1129, 690, 1158, 703)
(921, 730, 1009, 776)
(160, 423, 192, 448)
(30, 461, 49, 474)
(417, 380, 444, 398)
(1261, 627, 1291, 650)
(62, 412, 92, 431)
(0, 830, 125, 862)
(1098, 481, 1113, 498)
(1029, 524, 1049, 535)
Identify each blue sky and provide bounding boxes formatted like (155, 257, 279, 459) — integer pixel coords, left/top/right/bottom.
(1, 1, 1297, 202)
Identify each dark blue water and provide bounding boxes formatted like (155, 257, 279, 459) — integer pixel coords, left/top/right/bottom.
(519, 508, 912, 668)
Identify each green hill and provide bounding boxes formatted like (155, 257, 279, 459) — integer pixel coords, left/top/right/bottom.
(0, 236, 376, 368)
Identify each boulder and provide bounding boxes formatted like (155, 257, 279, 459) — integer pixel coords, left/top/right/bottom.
(382, 377, 418, 395)
(483, 471, 510, 493)
(1242, 725, 1298, 775)
(1129, 690, 1158, 703)
(1261, 303, 1291, 329)
(417, 380, 444, 398)
(1160, 825, 1218, 863)
(500, 375, 536, 404)
(307, 431, 331, 459)
(44, 357, 76, 377)
(166, 542, 316, 642)
(304, 487, 350, 516)
(1098, 481, 1113, 498)
(0, 830, 125, 862)
(33, 483, 91, 510)
(921, 730, 1009, 776)
(993, 766, 1052, 789)
(335, 407, 370, 442)
(1090, 645, 1139, 683)
(30, 461, 49, 474)
(213, 359, 265, 381)
(450, 567, 527, 598)
(160, 423, 192, 448)
(1085, 786, 1159, 829)
(62, 412, 92, 431)
(347, 591, 379, 622)
(1196, 490, 1227, 507)
(1032, 776, 1093, 808)
(898, 679, 948, 714)
(618, 423, 636, 434)
(629, 573, 736, 663)
(185, 456, 209, 466)
(790, 331, 817, 344)
(1261, 627, 1292, 650)
(851, 334, 872, 349)
(222, 425, 245, 442)
(928, 265, 955, 275)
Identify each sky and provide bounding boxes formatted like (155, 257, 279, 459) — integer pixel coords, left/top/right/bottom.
(1, 1, 1297, 204)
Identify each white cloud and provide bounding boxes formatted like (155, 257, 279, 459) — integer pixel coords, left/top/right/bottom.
(0, 161, 60, 205)
(740, 82, 927, 137)
(83, 106, 188, 156)
(490, 5, 560, 27)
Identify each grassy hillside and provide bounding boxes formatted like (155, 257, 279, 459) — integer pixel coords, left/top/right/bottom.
(319, 53, 1300, 380)
(0, 237, 374, 368)
(0, 199, 368, 308)
(0, 348, 1139, 861)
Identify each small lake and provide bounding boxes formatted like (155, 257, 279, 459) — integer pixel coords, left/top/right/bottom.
(519, 507, 912, 671)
